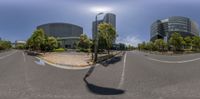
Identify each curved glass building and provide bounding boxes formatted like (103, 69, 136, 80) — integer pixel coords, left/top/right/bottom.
(37, 23, 83, 48)
(150, 16, 199, 41)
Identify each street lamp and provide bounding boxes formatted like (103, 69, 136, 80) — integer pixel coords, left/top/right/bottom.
(94, 12, 104, 63)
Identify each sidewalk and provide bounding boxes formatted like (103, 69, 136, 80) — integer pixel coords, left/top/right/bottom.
(39, 51, 122, 68)
(40, 52, 93, 67)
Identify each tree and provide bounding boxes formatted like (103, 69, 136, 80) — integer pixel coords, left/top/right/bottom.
(192, 36, 200, 51)
(145, 41, 155, 51)
(77, 34, 93, 52)
(184, 36, 192, 49)
(154, 39, 167, 51)
(138, 42, 146, 51)
(0, 40, 12, 50)
(169, 32, 184, 51)
(27, 29, 58, 52)
(42, 36, 58, 51)
(27, 29, 45, 51)
(98, 23, 117, 54)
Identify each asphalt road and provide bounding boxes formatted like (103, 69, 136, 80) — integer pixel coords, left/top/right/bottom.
(1, 50, 200, 99)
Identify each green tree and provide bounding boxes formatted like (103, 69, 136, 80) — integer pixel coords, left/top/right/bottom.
(42, 36, 58, 51)
(192, 36, 200, 51)
(27, 29, 59, 52)
(169, 32, 184, 51)
(146, 41, 155, 51)
(138, 42, 146, 51)
(98, 23, 117, 54)
(184, 36, 192, 49)
(26, 29, 49, 52)
(0, 40, 12, 50)
(77, 34, 93, 52)
(154, 39, 167, 51)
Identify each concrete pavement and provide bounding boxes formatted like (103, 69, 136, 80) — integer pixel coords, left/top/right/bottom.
(1, 50, 200, 99)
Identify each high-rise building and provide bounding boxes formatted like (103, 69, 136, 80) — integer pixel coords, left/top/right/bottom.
(150, 16, 199, 41)
(92, 13, 116, 40)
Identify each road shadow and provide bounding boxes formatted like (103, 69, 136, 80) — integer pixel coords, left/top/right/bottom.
(100, 55, 123, 67)
(25, 50, 40, 56)
(84, 65, 96, 79)
(83, 79, 125, 95)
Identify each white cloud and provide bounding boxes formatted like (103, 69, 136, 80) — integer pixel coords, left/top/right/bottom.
(116, 35, 142, 47)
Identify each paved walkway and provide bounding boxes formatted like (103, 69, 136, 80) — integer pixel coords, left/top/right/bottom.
(41, 52, 92, 66)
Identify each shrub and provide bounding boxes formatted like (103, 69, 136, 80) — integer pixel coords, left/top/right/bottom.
(53, 48, 65, 52)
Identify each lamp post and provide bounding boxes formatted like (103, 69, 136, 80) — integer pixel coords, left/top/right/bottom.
(94, 12, 104, 63)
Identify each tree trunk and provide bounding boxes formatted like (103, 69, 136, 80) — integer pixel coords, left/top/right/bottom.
(107, 49, 110, 55)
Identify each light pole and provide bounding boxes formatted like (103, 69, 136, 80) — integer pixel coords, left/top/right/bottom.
(94, 12, 104, 63)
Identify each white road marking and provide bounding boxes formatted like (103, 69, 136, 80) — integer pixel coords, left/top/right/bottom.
(35, 59, 45, 66)
(118, 52, 127, 88)
(22, 52, 26, 62)
(147, 57, 200, 64)
(0, 50, 17, 60)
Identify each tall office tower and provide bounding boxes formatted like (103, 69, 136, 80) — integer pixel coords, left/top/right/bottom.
(150, 16, 200, 41)
(103, 13, 116, 29)
(92, 13, 116, 40)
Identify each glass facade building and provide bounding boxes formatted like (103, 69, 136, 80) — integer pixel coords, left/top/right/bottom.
(92, 13, 116, 40)
(150, 16, 199, 41)
(37, 23, 83, 48)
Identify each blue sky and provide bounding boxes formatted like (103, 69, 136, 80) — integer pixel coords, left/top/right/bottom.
(0, 0, 200, 46)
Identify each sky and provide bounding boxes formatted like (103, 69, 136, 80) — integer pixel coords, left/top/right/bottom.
(0, 0, 200, 46)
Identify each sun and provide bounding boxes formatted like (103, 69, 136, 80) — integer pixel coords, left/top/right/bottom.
(90, 6, 113, 13)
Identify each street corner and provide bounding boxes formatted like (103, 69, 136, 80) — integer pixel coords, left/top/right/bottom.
(35, 55, 93, 70)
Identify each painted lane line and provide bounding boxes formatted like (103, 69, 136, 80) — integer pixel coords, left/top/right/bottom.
(22, 52, 26, 62)
(118, 52, 127, 88)
(0, 50, 18, 60)
(147, 57, 200, 64)
(35, 59, 45, 66)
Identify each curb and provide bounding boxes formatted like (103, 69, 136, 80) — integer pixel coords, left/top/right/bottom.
(35, 57, 93, 70)
(35, 51, 124, 70)
(97, 51, 124, 63)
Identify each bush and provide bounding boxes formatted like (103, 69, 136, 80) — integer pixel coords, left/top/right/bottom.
(53, 48, 65, 52)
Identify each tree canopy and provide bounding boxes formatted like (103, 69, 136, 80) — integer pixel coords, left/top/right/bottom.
(98, 23, 117, 54)
(26, 29, 58, 52)
(169, 32, 185, 51)
(0, 40, 12, 50)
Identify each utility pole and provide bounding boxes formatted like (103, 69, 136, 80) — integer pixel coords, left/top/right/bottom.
(94, 12, 104, 63)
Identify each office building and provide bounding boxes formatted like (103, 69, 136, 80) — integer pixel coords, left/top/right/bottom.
(37, 23, 83, 48)
(92, 13, 116, 40)
(150, 16, 199, 41)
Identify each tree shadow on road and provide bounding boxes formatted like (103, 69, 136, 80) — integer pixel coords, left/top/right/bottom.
(25, 50, 40, 56)
(100, 55, 123, 67)
(83, 79, 125, 95)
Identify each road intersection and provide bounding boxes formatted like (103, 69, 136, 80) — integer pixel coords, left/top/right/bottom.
(1, 50, 200, 99)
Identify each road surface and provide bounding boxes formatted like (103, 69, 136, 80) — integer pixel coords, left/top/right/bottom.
(1, 50, 200, 99)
